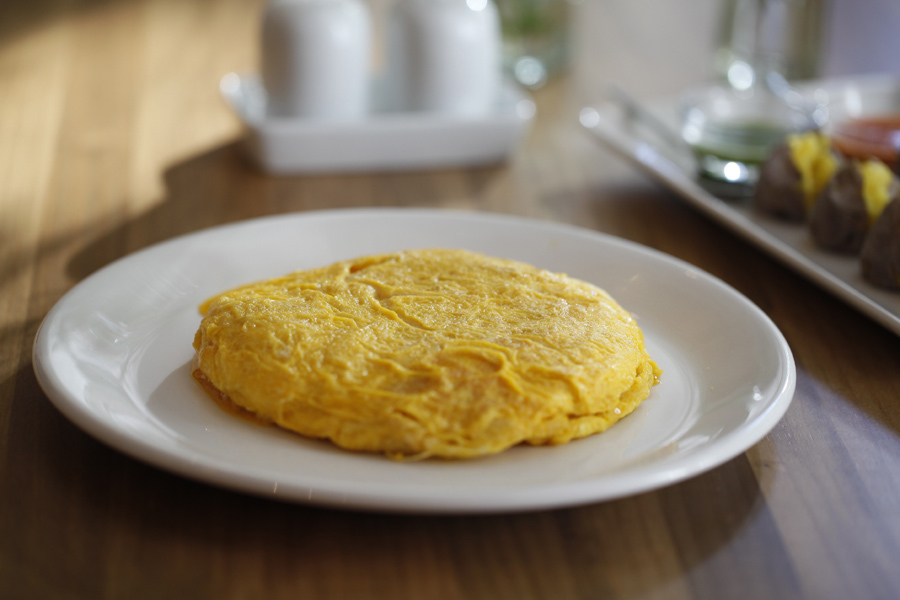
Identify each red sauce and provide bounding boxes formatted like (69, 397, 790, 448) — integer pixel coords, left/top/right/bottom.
(833, 115, 900, 164)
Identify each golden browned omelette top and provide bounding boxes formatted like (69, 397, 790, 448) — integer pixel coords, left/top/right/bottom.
(192, 249, 661, 459)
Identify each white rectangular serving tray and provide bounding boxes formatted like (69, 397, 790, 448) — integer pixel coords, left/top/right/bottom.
(220, 73, 535, 174)
(581, 74, 900, 338)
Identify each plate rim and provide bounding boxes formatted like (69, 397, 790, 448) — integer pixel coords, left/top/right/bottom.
(32, 208, 796, 513)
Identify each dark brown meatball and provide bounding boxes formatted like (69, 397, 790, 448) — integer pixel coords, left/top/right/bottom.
(755, 144, 806, 221)
(861, 198, 900, 290)
(809, 163, 868, 253)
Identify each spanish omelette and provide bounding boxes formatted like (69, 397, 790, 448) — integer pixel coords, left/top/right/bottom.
(192, 249, 661, 459)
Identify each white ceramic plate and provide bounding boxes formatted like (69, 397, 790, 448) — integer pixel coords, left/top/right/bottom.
(581, 74, 900, 338)
(33, 209, 794, 513)
(220, 73, 535, 174)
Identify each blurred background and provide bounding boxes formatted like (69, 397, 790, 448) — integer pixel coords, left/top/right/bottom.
(6, 0, 900, 138)
(4, 0, 900, 234)
(5, 3, 900, 598)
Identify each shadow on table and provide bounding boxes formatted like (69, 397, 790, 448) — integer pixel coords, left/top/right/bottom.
(0, 0, 121, 44)
(65, 141, 505, 282)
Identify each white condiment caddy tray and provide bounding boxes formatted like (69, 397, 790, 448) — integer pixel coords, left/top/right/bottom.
(220, 72, 536, 174)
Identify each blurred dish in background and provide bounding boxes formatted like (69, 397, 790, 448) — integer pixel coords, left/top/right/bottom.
(581, 74, 900, 336)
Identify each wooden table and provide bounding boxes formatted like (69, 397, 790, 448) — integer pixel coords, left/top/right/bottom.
(2, 1, 899, 598)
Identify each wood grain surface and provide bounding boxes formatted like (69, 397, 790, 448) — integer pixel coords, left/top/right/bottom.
(2, 1, 899, 599)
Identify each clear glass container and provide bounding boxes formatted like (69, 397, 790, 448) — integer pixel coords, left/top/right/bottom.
(682, 0, 828, 187)
(714, 0, 827, 85)
(681, 83, 815, 185)
(494, 0, 569, 89)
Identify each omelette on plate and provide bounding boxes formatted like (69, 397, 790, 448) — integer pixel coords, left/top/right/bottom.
(192, 249, 661, 459)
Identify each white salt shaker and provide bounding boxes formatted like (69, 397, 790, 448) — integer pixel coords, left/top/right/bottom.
(386, 0, 501, 116)
(261, 0, 371, 119)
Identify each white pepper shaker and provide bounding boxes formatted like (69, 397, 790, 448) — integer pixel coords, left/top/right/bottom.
(261, 0, 371, 119)
(385, 0, 501, 116)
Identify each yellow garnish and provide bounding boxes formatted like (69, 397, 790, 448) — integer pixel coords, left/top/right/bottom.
(787, 131, 838, 210)
(858, 159, 895, 224)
